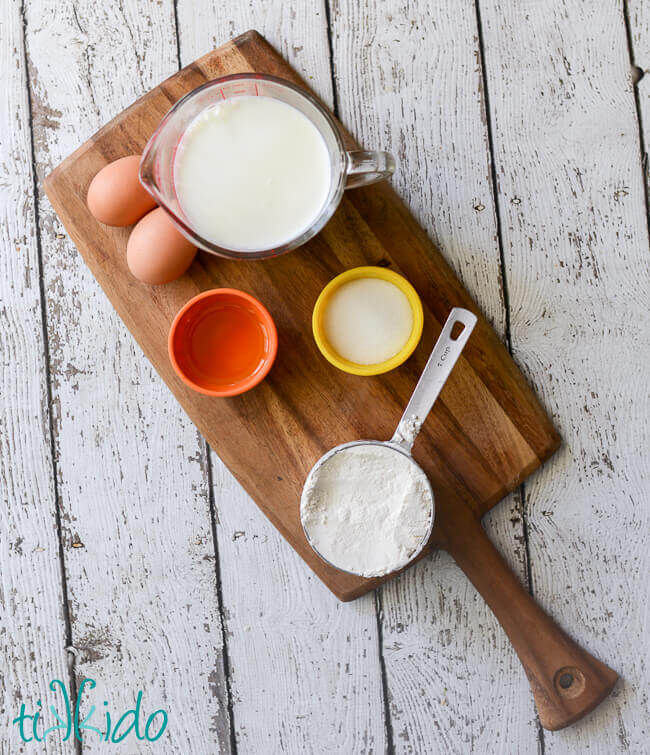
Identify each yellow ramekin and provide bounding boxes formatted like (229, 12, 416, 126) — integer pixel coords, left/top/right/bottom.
(312, 266, 424, 376)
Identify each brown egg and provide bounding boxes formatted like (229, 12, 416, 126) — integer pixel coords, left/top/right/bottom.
(87, 155, 156, 226)
(127, 208, 197, 285)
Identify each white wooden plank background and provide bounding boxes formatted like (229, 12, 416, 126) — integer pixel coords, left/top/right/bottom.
(0, 5, 73, 754)
(1, 0, 648, 753)
(23, 0, 231, 750)
(479, 1, 649, 753)
(176, 5, 387, 752)
(331, 1, 539, 751)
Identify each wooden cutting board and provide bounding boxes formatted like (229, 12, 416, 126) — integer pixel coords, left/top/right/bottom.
(45, 31, 621, 732)
(44, 30, 559, 600)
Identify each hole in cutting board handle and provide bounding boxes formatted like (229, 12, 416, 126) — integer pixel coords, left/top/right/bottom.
(451, 321, 466, 340)
(553, 666, 586, 699)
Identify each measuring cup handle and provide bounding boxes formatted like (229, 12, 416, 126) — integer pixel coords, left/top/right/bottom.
(392, 307, 477, 451)
(344, 150, 395, 189)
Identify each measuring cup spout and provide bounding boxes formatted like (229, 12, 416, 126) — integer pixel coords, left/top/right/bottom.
(391, 307, 477, 452)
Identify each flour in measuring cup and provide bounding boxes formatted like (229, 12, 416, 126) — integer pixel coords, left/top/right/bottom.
(301, 444, 433, 577)
(393, 415, 422, 446)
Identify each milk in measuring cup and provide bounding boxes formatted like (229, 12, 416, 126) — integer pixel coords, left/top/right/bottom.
(173, 96, 332, 252)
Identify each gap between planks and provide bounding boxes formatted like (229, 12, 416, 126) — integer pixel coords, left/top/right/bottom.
(474, 1, 544, 745)
(623, 0, 650, 244)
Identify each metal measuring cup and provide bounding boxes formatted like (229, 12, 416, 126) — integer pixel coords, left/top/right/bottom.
(301, 307, 477, 577)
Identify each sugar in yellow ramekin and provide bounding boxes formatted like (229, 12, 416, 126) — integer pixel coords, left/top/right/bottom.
(312, 266, 424, 376)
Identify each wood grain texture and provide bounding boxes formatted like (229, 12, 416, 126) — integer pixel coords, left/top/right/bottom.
(628, 0, 650, 200)
(43, 24, 622, 735)
(210, 459, 387, 754)
(0, 4, 72, 752)
(330, 0, 548, 747)
(43, 32, 559, 604)
(329, 0, 543, 748)
(8, 0, 643, 748)
(23, 1, 231, 750)
(445, 507, 618, 732)
(480, 0, 649, 749)
(175, 5, 387, 752)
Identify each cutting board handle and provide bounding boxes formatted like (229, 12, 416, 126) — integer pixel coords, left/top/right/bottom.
(444, 510, 618, 730)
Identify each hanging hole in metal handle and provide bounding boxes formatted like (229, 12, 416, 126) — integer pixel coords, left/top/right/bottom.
(450, 321, 466, 341)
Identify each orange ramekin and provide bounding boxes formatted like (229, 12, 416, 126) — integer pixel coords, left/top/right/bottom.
(168, 289, 277, 397)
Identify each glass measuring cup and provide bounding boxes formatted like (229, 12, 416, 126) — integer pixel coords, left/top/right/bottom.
(139, 73, 395, 260)
(301, 307, 477, 577)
